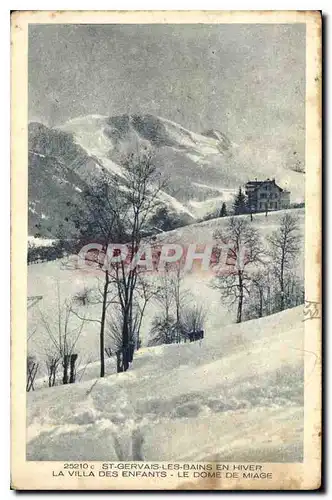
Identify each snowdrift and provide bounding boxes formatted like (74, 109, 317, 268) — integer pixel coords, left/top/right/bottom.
(27, 306, 305, 462)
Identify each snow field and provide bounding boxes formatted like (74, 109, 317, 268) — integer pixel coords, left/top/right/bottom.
(27, 306, 305, 461)
(26, 208, 305, 461)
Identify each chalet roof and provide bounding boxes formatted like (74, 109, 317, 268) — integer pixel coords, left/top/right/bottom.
(245, 179, 284, 192)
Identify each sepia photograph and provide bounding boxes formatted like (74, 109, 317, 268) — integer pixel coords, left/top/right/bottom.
(11, 10, 321, 490)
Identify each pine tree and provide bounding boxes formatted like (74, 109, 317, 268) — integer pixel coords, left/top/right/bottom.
(233, 187, 247, 215)
(219, 202, 227, 217)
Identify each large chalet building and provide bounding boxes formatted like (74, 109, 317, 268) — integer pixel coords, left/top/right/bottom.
(245, 178, 290, 213)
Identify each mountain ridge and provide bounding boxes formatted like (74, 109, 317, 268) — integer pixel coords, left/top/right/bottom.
(28, 113, 304, 237)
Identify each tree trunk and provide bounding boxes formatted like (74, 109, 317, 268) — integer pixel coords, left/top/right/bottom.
(62, 357, 69, 385)
(280, 253, 285, 311)
(123, 348, 129, 372)
(69, 354, 78, 383)
(122, 318, 130, 372)
(237, 272, 244, 323)
(128, 343, 134, 363)
(99, 271, 109, 378)
(175, 272, 181, 343)
(259, 290, 263, 318)
(116, 350, 123, 373)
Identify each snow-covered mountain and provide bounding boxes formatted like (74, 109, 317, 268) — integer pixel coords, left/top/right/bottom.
(28, 114, 304, 237)
(60, 114, 240, 210)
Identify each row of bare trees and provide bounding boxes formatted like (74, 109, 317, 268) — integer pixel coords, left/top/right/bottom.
(212, 213, 303, 323)
(40, 293, 83, 385)
(27, 285, 86, 391)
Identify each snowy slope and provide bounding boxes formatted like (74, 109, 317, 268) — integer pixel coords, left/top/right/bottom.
(27, 306, 305, 462)
(27, 208, 305, 370)
(156, 208, 305, 258)
(27, 206, 305, 462)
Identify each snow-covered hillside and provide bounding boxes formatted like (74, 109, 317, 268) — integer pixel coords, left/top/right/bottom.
(27, 208, 305, 368)
(27, 306, 305, 462)
(27, 207, 305, 462)
(156, 207, 305, 248)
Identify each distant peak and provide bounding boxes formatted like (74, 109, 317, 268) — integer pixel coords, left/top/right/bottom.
(59, 114, 109, 130)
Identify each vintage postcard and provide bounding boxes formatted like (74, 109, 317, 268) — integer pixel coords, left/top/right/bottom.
(11, 10, 322, 490)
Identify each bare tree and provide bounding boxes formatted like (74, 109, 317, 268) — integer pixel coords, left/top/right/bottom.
(105, 347, 113, 358)
(148, 266, 177, 346)
(281, 272, 304, 309)
(70, 277, 118, 379)
(40, 287, 84, 385)
(111, 150, 166, 371)
(105, 283, 155, 372)
(212, 217, 265, 323)
(45, 354, 61, 387)
(148, 312, 176, 346)
(105, 277, 157, 371)
(153, 262, 188, 342)
(73, 286, 93, 307)
(70, 171, 122, 378)
(72, 148, 166, 375)
(267, 213, 301, 311)
(26, 355, 39, 392)
(245, 267, 271, 319)
(168, 264, 189, 343)
(132, 275, 159, 351)
(148, 264, 192, 346)
(182, 304, 206, 341)
(106, 308, 126, 372)
(154, 269, 174, 324)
